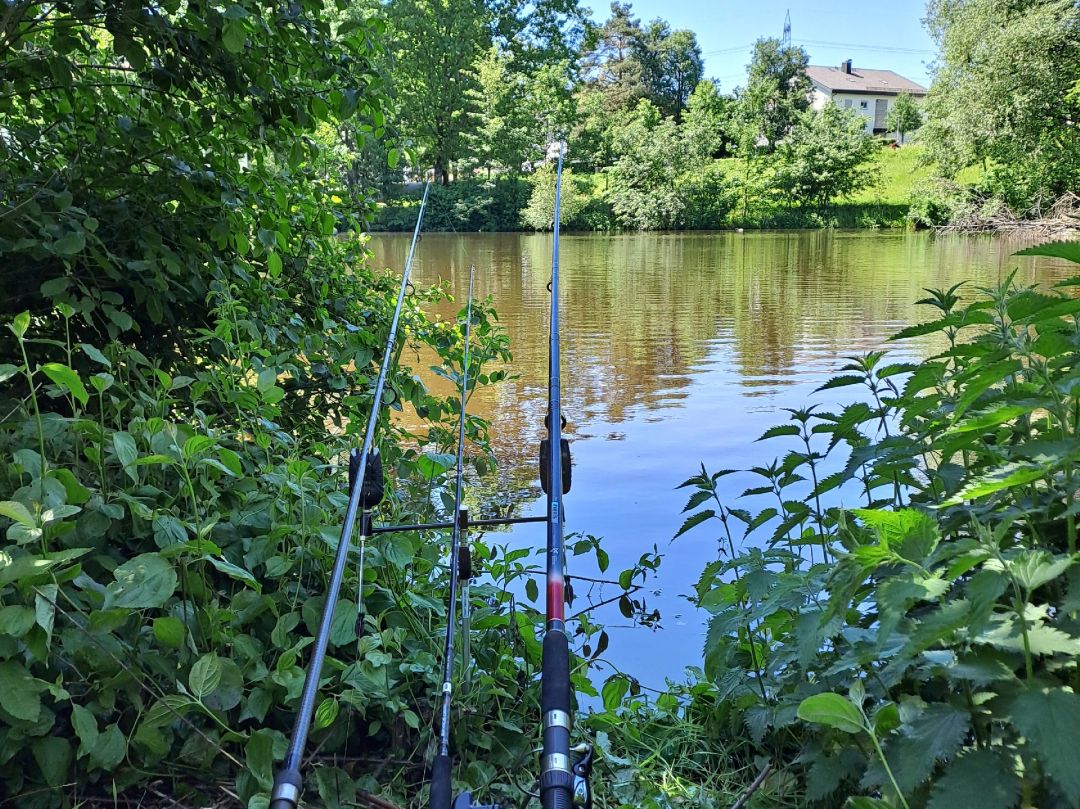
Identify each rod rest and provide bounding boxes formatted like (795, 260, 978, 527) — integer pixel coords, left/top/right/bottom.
(348, 448, 385, 507)
(539, 437, 572, 495)
(452, 793, 500, 809)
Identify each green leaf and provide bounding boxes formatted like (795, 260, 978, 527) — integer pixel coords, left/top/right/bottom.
(105, 553, 177, 609)
(0, 363, 19, 383)
(1010, 688, 1080, 802)
(0, 660, 43, 721)
(0, 605, 35, 637)
(0, 500, 35, 527)
(41, 362, 89, 405)
(11, 311, 30, 338)
(79, 343, 111, 367)
(602, 675, 629, 711)
(949, 404, 1031, 434)
(382, 534, 414, 569)
(315, 697, 340, 730)
(525, 576, 538, 602)
(246, 729, 277, 790)
(32, 736, 71, 785)
(53, 230, 86, 256)
(1007, 550, 1073, 593)
(674, 509, 715, 539)
(153, 616, 185, 648)
(267, 251, 282, 277)
(90, 724, 126, 771)
(1016, 240, 1080, 264)
(815, 374, 865, 392)
(387, 147, 400, 168)
(222, 19, 246, 53)
(926, 748, 1021, 809)
(189, 653, 222, 699)
(869, 702, 969, 794)
(112, 431, 138, 474)
(204, 555, 259, 590)
(944, 462, 1049, 504)
(71, 703, 100, 757)
(797, 693, 865, 734)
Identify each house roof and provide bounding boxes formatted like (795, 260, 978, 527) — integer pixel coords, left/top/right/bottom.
(806, 65, 928, 96)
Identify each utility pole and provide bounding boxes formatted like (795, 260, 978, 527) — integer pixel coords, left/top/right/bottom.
(782, 10, 791, 48)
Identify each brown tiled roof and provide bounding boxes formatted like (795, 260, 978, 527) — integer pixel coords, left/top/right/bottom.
(806, 65, 928, 96)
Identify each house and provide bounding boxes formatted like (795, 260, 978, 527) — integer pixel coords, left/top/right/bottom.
(806, 60, 927, 141)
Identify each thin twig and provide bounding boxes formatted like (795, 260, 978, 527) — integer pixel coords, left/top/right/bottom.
(730, 761, 774, 809)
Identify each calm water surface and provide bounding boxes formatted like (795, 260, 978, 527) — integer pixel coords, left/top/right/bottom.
(368, 230, 1076, 690)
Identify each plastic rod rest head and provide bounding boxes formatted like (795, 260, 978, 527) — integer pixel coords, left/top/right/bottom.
(452, 792, 500, 809)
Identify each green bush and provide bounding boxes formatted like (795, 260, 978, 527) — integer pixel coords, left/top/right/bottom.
(679, 242, 1080, 807)
(374, 179, 530, 232)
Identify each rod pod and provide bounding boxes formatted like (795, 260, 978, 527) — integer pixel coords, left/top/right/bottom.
(269, 182, 431, 809)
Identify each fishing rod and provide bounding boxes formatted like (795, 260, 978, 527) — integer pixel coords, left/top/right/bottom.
(538, 142, 592, 809)
(428, 267, 500, 809)
(269, 181, 432, 809)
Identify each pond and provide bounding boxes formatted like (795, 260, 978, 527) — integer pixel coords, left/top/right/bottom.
(368, 230, 1076, 691)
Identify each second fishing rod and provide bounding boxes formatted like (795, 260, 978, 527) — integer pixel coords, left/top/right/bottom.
(538, 141, 590, 809)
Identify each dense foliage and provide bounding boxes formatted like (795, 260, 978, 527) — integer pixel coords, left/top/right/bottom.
(921, 0, 1080, 215)
(0, 3, 667, 807)
(678, 241, 1080, 807)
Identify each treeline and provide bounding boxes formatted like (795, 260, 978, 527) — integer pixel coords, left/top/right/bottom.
(334, 0, 1080, 231)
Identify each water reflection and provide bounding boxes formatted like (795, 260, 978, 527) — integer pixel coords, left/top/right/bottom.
(369, 230, 1076, 688)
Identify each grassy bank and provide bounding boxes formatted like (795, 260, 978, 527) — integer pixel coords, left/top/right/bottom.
(372, 145, 982, 232)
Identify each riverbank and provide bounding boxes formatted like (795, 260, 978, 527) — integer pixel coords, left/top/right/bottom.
(371, 145, 985, 233)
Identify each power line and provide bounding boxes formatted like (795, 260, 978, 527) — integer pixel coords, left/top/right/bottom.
(702, 38, 936, 58)
(795, 38, 935, 55)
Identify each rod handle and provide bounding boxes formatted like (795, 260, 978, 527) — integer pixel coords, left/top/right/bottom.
(431, 753, 452, 809)
(270, 766, 302, 809)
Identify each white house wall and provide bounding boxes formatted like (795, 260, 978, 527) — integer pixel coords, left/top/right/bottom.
(809, 87, 925, 143)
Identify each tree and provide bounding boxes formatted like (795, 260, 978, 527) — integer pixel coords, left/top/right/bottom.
(522, 163, 586, 228)
(374, 0, 587, 184)
(885, 92, 922, 144)
(738, 37, 810, 150)
(607, 100, 688, 228)
(772, 104, 877, 208)
(638, 23, 704, 119)
(922, 0, 1080, 210)
(683, 80, 733, 164)
(581, 2, 649, 111)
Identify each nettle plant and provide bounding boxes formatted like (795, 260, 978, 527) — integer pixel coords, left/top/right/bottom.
(679, 242, 1080, 808)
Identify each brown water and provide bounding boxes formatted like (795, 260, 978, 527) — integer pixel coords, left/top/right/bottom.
(369, 230, 1076, 689)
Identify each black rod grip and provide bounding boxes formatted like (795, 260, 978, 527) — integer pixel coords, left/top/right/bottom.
(541, 631, 570, 715)
(431, 753, 452, 809)
(269, 766, 302, 809)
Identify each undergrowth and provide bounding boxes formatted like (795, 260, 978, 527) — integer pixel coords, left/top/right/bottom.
(678, 240, 1080, 808)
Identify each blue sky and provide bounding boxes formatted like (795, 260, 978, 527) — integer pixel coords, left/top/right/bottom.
(580, 0, 937, 89)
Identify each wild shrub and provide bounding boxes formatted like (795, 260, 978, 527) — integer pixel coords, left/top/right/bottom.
(679, 241, 1080, 807)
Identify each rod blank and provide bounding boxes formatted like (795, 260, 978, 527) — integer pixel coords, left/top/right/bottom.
(269, 181, 432, 809)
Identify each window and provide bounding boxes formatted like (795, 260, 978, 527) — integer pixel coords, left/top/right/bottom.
(860, 101, 868, 109)
(844, 99, 852, 108)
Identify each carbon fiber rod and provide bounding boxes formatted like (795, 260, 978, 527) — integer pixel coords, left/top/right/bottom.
(430, 265, 476, 809)
(269, 181, 432, 809)
(540, 144, 573, 809)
